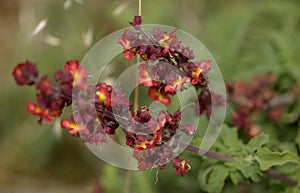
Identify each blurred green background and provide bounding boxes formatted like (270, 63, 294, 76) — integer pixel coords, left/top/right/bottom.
(1, 0, 300, 192)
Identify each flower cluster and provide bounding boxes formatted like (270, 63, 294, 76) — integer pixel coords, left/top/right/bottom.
(227, 74, 298, 138)
(123, 106, 194, 173)
(172, 157, 191, 177)
(118, 16, 214, 108)
(12, 59, 194, 176)
(12, 16, 226, 177)
(60, 81, 129, 143)
(195, 88, 227, 118)
(12, 60, 39, 86)
(12, 60, 85, 123)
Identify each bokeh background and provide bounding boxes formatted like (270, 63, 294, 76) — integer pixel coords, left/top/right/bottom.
(1, 0, 300, 192)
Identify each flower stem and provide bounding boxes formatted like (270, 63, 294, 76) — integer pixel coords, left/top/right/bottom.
(123, 170, 132, 193)
(138, 0, 142, 16)
(134, 0, 142, 111)
(124, 2, 142, 193)
(127, 59, 139, 111)
(134, 55, 141, 110)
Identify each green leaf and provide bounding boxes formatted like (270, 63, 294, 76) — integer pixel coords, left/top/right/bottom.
(230, 171, 244, 186)
(255, 147, 300, 171)
(247, 162, 261, 182)
(220, 126, 243, 152)
(282, 186, 300, 193)
(198, 166, 214, 191)
(246, 133, 269, 153)
(234, 158, 261, 182)
(207, 165, 229, 193)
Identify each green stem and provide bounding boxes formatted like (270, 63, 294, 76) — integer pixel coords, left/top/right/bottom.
(123, 170, 132, 193)
(138, 0, 142, 16)
(134, 0, 142, 111)
(123, 2, 143, 193)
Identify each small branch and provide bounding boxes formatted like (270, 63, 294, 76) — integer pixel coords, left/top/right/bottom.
(263, 169, 298, 186)
(268, 93, 295, 108)
(183, 143, 298, 186)
(183, 143, 233, 162)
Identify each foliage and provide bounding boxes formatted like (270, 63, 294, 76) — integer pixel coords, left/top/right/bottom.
(199, 126, 300, 193)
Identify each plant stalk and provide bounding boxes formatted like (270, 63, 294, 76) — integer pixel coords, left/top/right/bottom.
(124, 2, 142, 193)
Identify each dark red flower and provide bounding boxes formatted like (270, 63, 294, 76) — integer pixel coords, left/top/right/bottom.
(12, 61, 39, 86)
(126, 135, 135, 147)
(118, 29, 140, 60)
(231, 106, 252, 129)
(164, 71, 190, 93)
(138, 64, 159, 87)
(36, 76, 53, 95)
(64, 60, 88, 90)
(111, 87, 132, 111)
(129, 15, 142, 30)
(195, 89, 212, 117)
(26, 102, 53, 123)
(55, 70, 73, 85)
(185, 60, 210, 85)
(64, 60, 80, 75)
(172, 157, 191, 176)
(61, 119, 82, 136)
(135, 106, 151, 123)
(55, 70, 73, 103)
(148, 87, 171, 105)
(95, 83, 112, 107)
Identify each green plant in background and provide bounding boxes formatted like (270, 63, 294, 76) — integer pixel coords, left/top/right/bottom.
(2, 0, 300, 193)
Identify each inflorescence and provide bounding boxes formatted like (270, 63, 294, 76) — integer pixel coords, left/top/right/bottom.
(12, 16, 225, 176)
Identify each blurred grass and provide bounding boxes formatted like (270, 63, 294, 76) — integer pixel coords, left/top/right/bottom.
(1, 0, 300, 192)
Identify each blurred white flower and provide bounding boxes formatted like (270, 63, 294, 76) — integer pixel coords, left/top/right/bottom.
(113, 0, 131, 17)
(82, 27, 93, 48)
(63, 0, 73, 10)
(63, 0, 84, 10)
(74, 0, 85, 5)
(31, 18, 48, 37)
(43, 34, 61, 46)
(52, 118, 62, 138)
